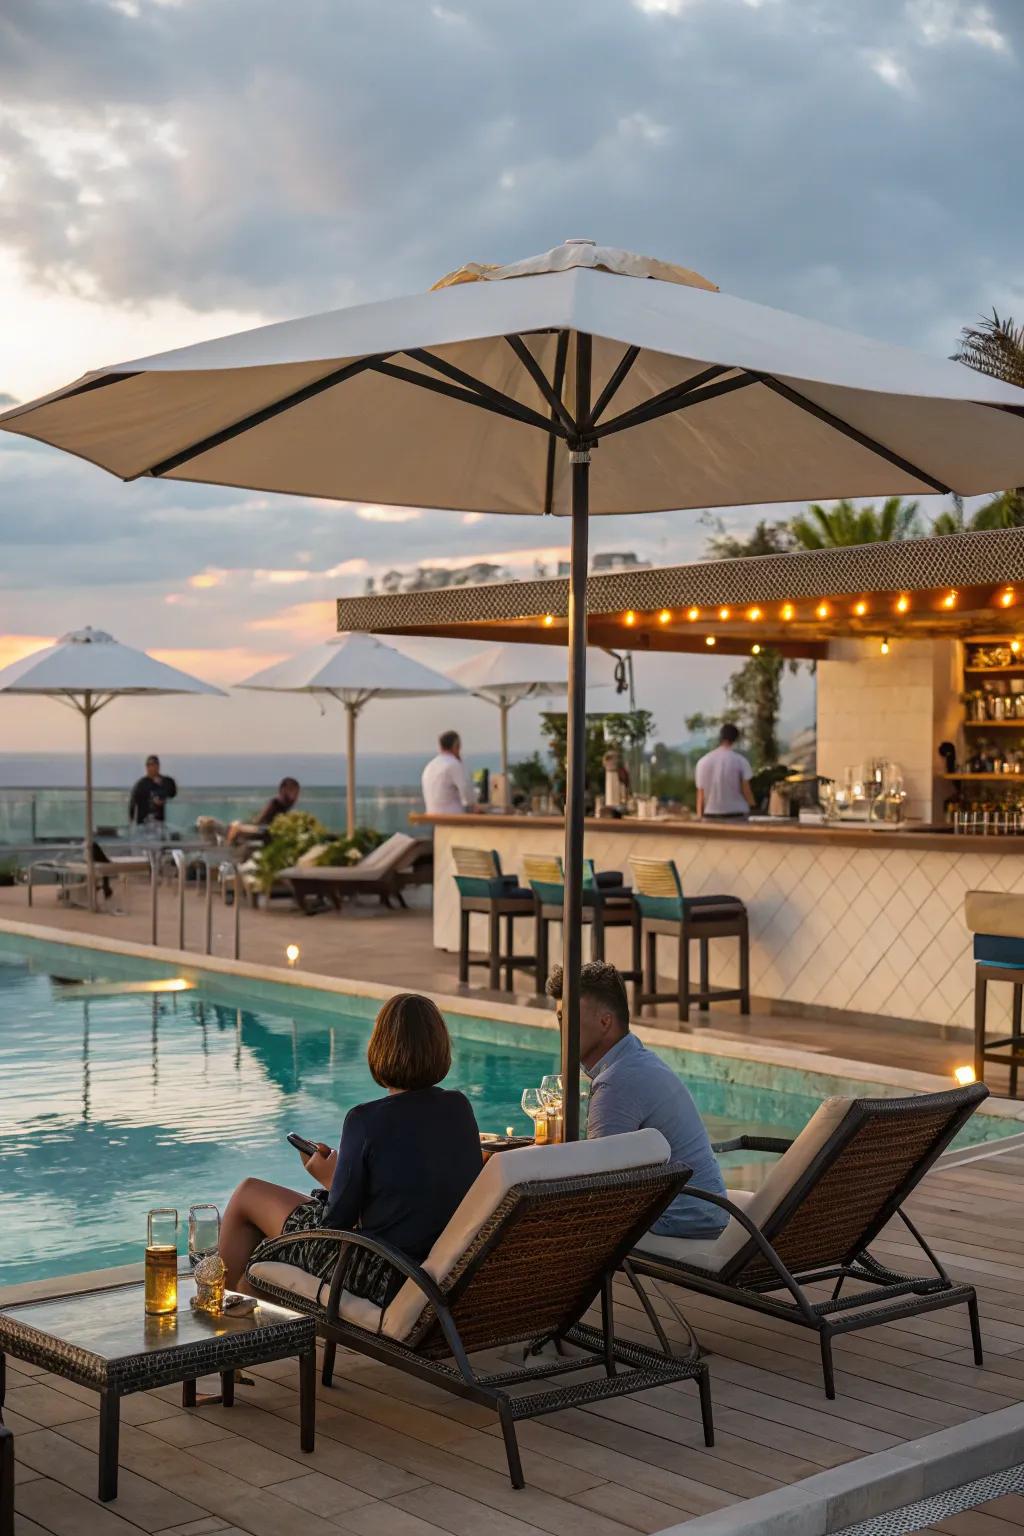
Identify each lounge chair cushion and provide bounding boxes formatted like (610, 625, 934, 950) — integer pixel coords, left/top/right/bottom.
(380, 1128, 670, 1342)
(295, 843, 332, 869)
(634, 1096, 854, 1274)
(965, 889, 1024, 939)
(247, 1261, 383, 1331)
(359, 832, 416, 871)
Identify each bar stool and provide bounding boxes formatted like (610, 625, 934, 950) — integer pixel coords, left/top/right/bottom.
(631, 857, 750, 1022)
(452, 846, 535, 992)
(522, 853, 638, 994)
(966, 889, 1024, 1095)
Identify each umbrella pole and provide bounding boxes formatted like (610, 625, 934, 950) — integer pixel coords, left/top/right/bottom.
(346, 702, 358, 839)
(83, 694, 96, 913)
(499, 700, 510, 810)
(561, 334, 592, 1143)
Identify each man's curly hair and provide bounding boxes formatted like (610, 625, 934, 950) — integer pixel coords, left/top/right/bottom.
(545, 961, 629, 1029)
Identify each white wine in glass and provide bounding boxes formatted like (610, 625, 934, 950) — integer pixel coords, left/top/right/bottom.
(521, 1087, 548, 1143)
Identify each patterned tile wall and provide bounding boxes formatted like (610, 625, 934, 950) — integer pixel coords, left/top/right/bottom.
(433, 823, 1024, 1031)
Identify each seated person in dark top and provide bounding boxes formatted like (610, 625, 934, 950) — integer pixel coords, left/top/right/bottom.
(223, 776, 301, 845)
(220, 993, 483, 1304)
(128, 754, 177, 824)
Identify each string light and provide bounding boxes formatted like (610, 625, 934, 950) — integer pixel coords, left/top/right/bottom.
(718, 606, 730, 621)
(705, 635, 716, 647)
(658, 609, 671, 625)
(895, 594, 910, 614)
(687, 606, 699, 621)
(781, 603, 795, 622)
(816, 602, 830, 620)
(543, 613, 554, 627)
(751, 643, 761, 655)
(1000, 588, 1016, 608)
(747, 606, 762, 622)
(624, 610, 636, 627)
(880, 637, 890, 655)
(942, 591, 957, 610)
(853, 601, 868, 617)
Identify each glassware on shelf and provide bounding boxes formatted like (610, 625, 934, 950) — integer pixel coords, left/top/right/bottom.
(145, 1208, 178, 1316)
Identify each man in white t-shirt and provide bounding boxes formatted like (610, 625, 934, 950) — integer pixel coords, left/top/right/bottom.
(421, 731, 476, 815)
(695, 723, 755, 819)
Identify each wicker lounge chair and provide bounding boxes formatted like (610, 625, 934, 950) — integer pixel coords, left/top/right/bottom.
(629, 1084, 988, 1398)
(0, 1425, 11, 1536)
(283, 833, 432, 913)
(246, 1130, 713, 1487)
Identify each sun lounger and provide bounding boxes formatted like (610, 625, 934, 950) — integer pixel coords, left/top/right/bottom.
(246, 1129, 713, 1487)
(282, 832, 432, 913)
(24, 849, 154, 907)
(629, 1084, 987, 1398)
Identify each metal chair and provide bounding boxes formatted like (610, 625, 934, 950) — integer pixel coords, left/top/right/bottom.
(523, 854, 637, 994)
(631, 857, 749, 1021)
(452, 847, 535, 991)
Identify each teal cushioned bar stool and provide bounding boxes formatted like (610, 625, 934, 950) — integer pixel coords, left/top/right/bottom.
(966, 889, 1024, 1096)
(452, 846, 535, 992)
(631, 857, 750, 1022)
(523, 853, 638, 996)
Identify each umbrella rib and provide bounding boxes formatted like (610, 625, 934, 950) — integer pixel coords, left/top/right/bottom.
(544, 332, 571, 516)
(505, 335, 579, 439)
(594, 368, 751, 439)
(754, 374, 953, 494)
(142, 355, 389, 478)
(591, 346, 641, 425)
(370, 359, 558, 435)
(403, 350, 557, 434)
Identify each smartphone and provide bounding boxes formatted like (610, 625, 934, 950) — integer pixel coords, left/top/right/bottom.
(286, 1131, 318, 1158)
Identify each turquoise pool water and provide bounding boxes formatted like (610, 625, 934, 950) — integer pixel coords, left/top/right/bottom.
(0, 933, 1017, 1285)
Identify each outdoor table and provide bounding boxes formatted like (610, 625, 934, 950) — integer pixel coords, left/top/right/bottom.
(0, 1278, 316, 1501)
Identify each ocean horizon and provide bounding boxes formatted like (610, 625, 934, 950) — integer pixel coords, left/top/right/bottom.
(0, 751, 495, 790)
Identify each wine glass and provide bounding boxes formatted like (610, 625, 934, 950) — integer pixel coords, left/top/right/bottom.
(539, 1073, 563, 1110)
(187, 1204, 221, 1271)
(521, 1087, 546, 1135)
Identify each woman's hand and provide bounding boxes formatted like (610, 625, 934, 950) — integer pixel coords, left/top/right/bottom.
(303, 1143, 337, 1189)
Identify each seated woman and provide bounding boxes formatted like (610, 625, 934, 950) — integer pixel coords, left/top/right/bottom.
(220, 993, 483, 1305)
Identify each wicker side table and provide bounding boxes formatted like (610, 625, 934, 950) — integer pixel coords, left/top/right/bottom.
(0, 1279, 316, 1501)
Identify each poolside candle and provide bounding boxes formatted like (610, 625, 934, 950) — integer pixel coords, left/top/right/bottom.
(145, 1208, 179, 1315)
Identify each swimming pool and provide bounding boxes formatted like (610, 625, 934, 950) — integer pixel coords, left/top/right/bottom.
(0, 932, 1017, 1285)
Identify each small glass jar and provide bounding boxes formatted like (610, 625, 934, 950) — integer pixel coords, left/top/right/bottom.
(145, 1209, 178, 1316)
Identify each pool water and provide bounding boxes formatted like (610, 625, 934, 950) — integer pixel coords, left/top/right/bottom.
(0, 934, 1017, 1285)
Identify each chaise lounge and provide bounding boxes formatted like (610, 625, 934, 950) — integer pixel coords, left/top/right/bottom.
(245, 1130, 713, 1487)
(283, 832, 432, 914)
(629, 1084, 987, 1397)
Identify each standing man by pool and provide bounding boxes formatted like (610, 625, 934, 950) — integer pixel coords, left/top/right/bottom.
(695, 723, 754, 821)
(128, 754, 177, 825)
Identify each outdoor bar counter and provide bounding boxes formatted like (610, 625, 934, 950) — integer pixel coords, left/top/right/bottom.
(413, 812, 1024, 1033)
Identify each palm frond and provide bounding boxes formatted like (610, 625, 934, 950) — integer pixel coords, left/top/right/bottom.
(953, 309, 1024, 388)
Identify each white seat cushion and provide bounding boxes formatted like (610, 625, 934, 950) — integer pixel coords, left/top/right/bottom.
(634, 1096, 855, 1275)
(359, 832, 415, 872)
(635, 1189, 758, 1272)
(381, 1128, 671, 1342)
(247, 1260, 382, 1331)
(965, 889, 1024, 939)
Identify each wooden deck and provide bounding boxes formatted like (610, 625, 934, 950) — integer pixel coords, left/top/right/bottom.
(4, 1145, 1024, 1536)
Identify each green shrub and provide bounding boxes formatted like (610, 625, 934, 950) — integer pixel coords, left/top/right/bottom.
(315, 827, 385, 866)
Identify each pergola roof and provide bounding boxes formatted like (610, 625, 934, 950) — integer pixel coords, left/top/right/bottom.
(337, 527, 1024, 661)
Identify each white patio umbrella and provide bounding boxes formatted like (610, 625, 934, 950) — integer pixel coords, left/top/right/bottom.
(446, 643, 611, 806)
(0, 627, 224, 910)
(7, 237, 1024, 1134)
(237, 631, 463, 837)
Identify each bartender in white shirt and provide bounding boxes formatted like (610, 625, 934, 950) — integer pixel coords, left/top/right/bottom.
(421, 731, 477, 814)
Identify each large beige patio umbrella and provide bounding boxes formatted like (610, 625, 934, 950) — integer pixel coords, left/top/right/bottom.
(7, 238, 1024, 1135)
(0, 628, 224, 910)
(445, 642, 611, 806)
(237, 631, 463, 836)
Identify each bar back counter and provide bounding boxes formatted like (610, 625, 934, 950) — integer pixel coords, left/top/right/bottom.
(414, 813, 1024, 1033)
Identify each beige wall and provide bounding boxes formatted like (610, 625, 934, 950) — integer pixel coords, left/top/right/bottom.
(817, 637, 962, 822)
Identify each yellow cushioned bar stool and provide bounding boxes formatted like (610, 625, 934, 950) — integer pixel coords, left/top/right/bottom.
(631, 857, 749, 1022)
(523, 854, 639, 996)
(966, 889, 1024, 1096)
(452, 847, 536, 992)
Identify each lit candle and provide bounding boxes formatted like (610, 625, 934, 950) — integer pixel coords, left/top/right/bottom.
(286, 944, 300, 968)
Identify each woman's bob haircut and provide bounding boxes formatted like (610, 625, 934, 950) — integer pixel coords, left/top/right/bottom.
(367, 992, 452, 1091)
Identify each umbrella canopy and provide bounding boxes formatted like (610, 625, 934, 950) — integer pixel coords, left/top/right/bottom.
(0, 627, 224, 909)
(237, 631, 462, 835)
(9, 238, 1024, 1136)
(445, 642, 613, 806)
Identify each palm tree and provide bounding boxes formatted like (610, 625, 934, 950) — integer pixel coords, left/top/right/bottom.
(789, 496, 922, 549)
(953, 310, 1024, 389)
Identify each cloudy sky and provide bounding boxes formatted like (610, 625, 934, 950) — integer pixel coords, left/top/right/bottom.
(0, 0, 1021, 765)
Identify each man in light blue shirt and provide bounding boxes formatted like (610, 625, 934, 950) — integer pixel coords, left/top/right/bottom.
(547, 962, 728, 1237)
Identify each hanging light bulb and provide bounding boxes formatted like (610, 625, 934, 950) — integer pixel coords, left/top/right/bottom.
(781, 603, 795, 622)
(853, 601, 868, 617)
(705, 635, 716, 647)
(880, 637, 890, 655)
(658, 609, 671, 625)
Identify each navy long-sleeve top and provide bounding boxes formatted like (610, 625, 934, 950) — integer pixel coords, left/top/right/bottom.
(323, 1087, 483, 1262)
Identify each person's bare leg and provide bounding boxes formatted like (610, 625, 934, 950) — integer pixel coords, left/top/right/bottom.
(219, 1177, 308, 1288)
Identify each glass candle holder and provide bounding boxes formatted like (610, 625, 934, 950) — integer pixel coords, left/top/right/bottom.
(145, 1208, 178, 1316)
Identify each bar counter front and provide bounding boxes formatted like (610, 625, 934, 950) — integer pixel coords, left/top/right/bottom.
(414, 813, 1024, 1033)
